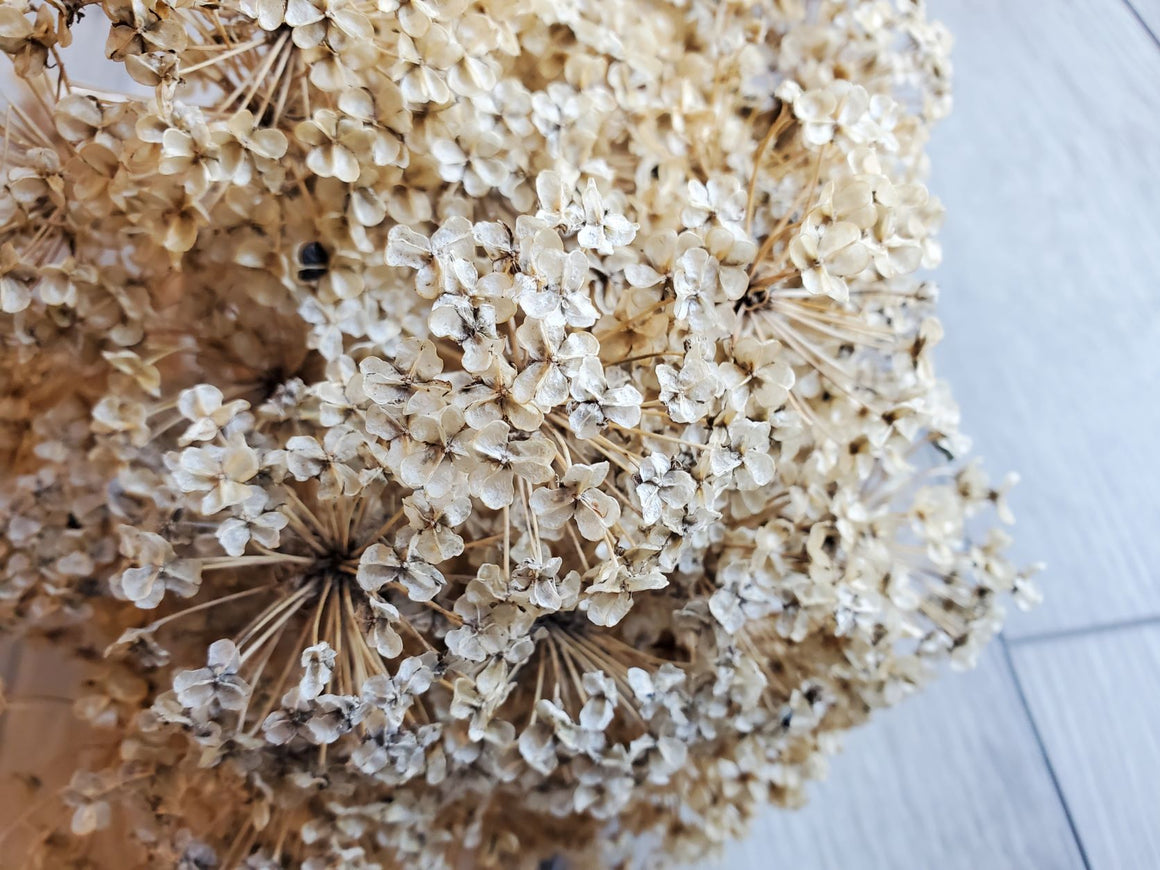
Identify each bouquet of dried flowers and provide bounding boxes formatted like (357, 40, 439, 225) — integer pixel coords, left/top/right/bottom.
(0, 0, 1037, 866)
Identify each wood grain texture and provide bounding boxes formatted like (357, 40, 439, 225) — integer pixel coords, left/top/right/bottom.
(1127, 0, 1160, 39)
(699, 646, 1086, 870)
(927, 0, 1160, 638)
(0, 639, 91, 854)
(1011, 624, 1160, 869)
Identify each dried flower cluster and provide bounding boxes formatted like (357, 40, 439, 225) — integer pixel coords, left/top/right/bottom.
(0, 0, 1037, 867)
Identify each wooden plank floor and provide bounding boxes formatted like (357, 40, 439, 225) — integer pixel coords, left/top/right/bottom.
(1011, 625, 1160, 870)
(707, 1, 1160, 867)
(704, 645, 1086, 870)
(931, 0, 1160, 641)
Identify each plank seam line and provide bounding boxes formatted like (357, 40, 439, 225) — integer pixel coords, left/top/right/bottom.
(1009, 613, 1160, 647)
(999, 635, 1092, 870)
(1123, 0, 1160, 51)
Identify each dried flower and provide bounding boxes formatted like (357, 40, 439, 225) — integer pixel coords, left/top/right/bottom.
(0, 2, 1029, 868)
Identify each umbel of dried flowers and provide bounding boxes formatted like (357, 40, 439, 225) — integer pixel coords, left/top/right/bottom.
(0, 0, 1038, 867)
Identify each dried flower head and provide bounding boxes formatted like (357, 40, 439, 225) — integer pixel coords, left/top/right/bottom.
(0, 0, 1035, 868)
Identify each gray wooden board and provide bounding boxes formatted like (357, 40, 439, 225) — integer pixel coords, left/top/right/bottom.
(697, 645, 1085, 870)
(1127, 0, 1160, 38)
(1011, 624, 1160, 870)
(928, 0, 1160, 639)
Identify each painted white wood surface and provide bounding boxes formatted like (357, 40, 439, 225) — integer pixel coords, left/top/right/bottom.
(701, 645, 1086, 870)
(1011, 625, 1160, 870)
(1128, 0, 1160, 36)
(929, 0, 1160, 640)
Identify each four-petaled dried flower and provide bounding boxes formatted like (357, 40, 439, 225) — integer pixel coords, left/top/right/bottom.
(0, 2, 1032, 869)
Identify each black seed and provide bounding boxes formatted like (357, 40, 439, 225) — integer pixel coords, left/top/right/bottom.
(299, 241, 329, 267)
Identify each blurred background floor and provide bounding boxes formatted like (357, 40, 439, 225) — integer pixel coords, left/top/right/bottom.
(4, 2, 1159, 868)
(703, 2, 1160, 868)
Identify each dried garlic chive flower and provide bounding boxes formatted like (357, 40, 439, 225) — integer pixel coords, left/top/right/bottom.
(0, 0, 1037, 867)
